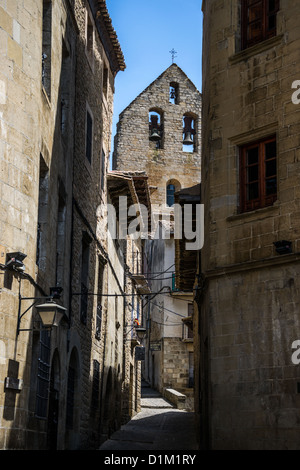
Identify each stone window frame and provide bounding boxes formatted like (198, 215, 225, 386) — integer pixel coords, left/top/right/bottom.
(241, 0, 280, 51)
(239, 134, 277, 213)
(229, 1, 283, 64)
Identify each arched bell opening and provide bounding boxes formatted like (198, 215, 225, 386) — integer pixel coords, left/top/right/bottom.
(182, 113, 197, 153)
(149, 108, 164, 149)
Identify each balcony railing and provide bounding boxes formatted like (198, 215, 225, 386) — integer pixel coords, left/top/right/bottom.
(131, 251, 151, 292)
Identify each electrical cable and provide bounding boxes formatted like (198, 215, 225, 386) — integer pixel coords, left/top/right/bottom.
(148, 299, 186, 318)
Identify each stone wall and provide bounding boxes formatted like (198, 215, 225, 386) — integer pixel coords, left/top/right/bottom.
(162, 337, 192, 390)
(0, 0, 124, 450)
(0, 0, 76, 449)
(200, 0, 300, 450)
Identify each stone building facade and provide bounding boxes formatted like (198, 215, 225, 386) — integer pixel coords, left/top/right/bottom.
(197, 0, 300, 450)
(113, 64, 201, 397)
(107, 170, 152, 424)
(0, 0, 125, 450)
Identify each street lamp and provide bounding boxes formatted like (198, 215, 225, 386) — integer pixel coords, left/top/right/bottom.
(135, 327, 146, 341)
(17, 292, 67, 336)
(35, 300, 67, 328)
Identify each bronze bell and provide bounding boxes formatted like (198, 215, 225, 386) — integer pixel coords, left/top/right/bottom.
(150, 128, 161, 141)
(183, 131, 194, 145)
(149, 114, 161, 141)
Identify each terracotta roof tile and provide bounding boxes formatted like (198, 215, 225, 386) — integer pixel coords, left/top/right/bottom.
(97, 1, 126, 72)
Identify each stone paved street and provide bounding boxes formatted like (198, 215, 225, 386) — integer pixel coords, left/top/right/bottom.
(99, 382, 199, 451)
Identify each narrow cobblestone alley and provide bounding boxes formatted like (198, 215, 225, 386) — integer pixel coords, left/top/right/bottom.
(99, 382, 199, 451)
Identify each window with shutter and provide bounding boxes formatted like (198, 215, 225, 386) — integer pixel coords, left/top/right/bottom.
(240, 135, 277, 212)
(241, 0, 280, 50)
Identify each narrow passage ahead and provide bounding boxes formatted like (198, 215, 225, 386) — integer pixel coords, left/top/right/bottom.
(99, 382, 198, 451)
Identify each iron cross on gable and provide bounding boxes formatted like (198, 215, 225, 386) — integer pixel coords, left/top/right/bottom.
(169, 48, 177, 63)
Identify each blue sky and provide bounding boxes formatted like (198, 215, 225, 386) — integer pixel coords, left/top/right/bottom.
(105, 0, 203, 160)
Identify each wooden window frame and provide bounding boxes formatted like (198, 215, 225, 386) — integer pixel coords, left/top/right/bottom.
(241, 0, 280, 50)
(240, 135, 277, 213)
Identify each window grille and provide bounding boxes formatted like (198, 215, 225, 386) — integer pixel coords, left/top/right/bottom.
(35, 330, 51, 419)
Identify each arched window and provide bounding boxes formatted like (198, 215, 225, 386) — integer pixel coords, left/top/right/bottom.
(149, 108, 163, 149)
(167, 184, 176, 207)
(166, 179, 181, 207)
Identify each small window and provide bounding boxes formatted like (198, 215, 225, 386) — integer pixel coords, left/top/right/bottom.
(240, 135, 277, 212)
(86, 108, 93, 164)
(166, 179, 181, 207)
(182, 304, 193, 340)
(241, 0, 280, 50)
(167, 184, 176, 207)
(169, 82, 179, 104)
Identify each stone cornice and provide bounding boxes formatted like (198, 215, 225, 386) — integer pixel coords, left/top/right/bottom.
(229, 34, 284, 65)
(204, 252, 300, 280)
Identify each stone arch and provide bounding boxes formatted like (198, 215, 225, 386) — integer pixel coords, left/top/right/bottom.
(182, 111, 198, 152)
(149, 107, 164, 148)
